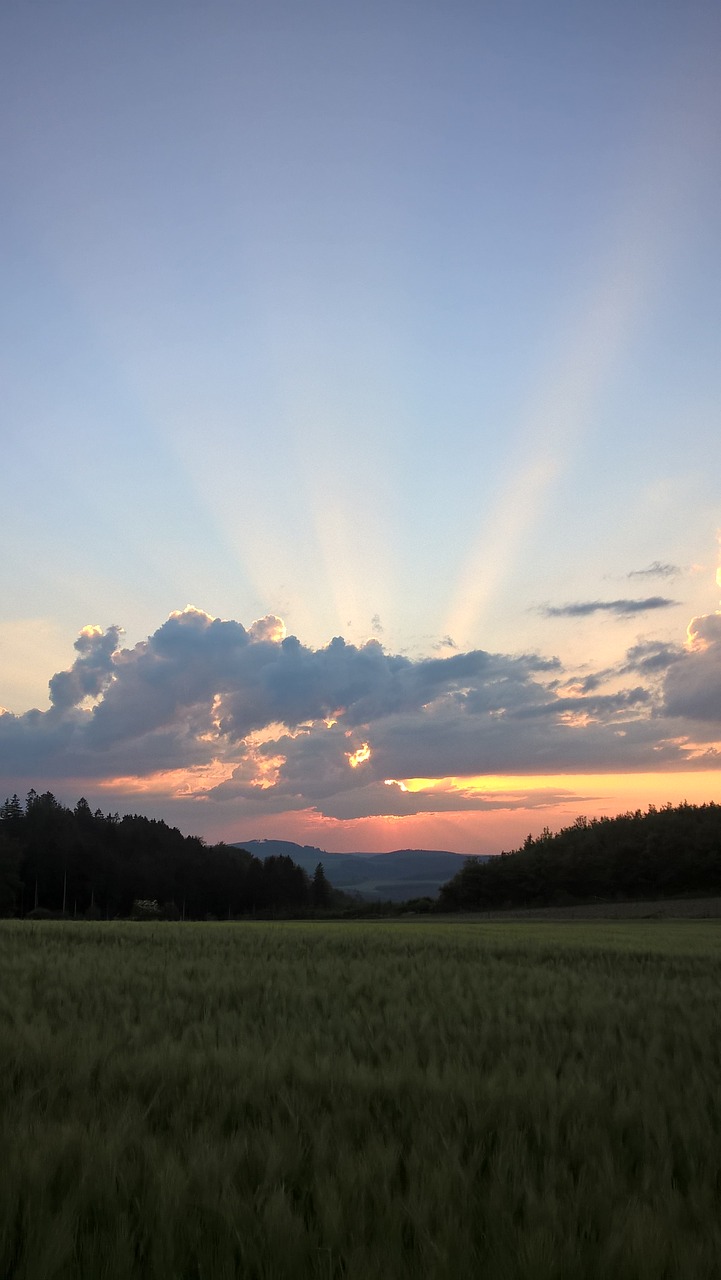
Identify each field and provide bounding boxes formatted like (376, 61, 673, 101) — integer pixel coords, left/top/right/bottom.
(1, 921, 721, 1279)
(431, 894, 721, 922)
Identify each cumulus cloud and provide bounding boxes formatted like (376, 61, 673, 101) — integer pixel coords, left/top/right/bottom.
(1, 601, 720, 822)
(541, 597, 679, 618)
(48, 624, 123, 709)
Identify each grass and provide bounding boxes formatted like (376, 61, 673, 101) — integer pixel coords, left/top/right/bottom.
(1, 919, 721, 1278)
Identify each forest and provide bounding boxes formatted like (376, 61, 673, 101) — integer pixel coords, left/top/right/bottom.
(437, 801, 721, 911)
(0, 790, 336, 919)
(2, 791, 721, 919)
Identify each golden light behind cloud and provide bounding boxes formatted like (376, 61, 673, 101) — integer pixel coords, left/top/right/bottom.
(97, 760, 236, 798)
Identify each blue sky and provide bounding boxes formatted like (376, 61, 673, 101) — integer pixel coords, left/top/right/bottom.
(2, 0, 720, 851)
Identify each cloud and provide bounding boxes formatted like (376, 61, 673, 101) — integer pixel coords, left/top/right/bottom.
(566, 640, 684, 694)
(628, 562, 681, 579)
(510, 688, 651, 719)
(1, 602, 721, 823)
(540, 597, 679, 618)
(48, 624, 123, 709)
(663, 612, 721, 722)
(308, 781, 591, 822)
(620, 640, 684, 676)
(345, 699, 692, 784)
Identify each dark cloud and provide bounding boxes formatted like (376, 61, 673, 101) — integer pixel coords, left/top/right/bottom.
(48, 624, 123, 709)
(561, 640, 684, 697)
(1, 604, 720, 823)
(663, 613, 721, 722)
(628, 562, 681, 579)
(541, 597, 679, 618)
(511, 688, 650, 720)
(359, 705, 702, 782)
(620, 640, 684, 676)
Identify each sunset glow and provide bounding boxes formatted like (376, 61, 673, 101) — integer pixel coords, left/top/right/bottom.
(96, 761, 237, 799)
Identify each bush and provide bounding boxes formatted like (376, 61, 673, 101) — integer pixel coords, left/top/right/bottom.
(130, 898, 161, 921)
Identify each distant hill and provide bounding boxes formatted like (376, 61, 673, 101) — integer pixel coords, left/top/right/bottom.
(231, 839, 489, 901)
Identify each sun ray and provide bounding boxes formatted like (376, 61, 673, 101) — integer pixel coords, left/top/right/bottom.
(444, 56, 718, 650)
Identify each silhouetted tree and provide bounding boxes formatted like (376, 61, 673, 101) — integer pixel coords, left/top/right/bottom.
(436, 802, 721, 912)
(311, 861, 332, 909)
(0, 794, 23, 834)
(0, 835, 22, 916)
(0, 790, 319, 918)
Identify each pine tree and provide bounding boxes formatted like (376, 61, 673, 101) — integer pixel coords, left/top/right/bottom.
(0, 794, 23, 832)
(311, 862, 332, 909)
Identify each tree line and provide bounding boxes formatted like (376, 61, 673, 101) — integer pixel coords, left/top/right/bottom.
(0, 790, 336, 919)
(437, 802, 721, 911)
(3, 791, 719, 921)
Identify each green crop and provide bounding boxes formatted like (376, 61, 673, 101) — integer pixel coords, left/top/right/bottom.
(1, 920, 720, 1279)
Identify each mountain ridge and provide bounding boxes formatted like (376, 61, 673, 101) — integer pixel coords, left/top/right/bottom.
(230, 838, 490, 901)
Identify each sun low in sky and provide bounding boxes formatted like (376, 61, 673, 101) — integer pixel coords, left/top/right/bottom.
(2, 1, 720, 852)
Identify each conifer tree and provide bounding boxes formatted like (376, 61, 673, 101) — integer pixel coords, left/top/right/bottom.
(311, 861, 332, 909)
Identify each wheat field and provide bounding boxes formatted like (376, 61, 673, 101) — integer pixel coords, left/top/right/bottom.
(1, 919, 720, 1279)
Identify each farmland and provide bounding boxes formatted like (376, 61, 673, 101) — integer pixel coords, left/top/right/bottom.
(2, 920, 721, 1278)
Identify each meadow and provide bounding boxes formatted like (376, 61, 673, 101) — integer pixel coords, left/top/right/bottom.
(1, 920, 721, 1279)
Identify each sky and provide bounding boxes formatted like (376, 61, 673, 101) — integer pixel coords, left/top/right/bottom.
(2, 0, 721, 853)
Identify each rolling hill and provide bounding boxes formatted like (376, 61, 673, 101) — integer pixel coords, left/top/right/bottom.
(231, 839, 489, 901)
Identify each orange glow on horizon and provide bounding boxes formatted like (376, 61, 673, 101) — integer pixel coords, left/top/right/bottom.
(82, 762, 721, 856)
(219, 770, 721, 854)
